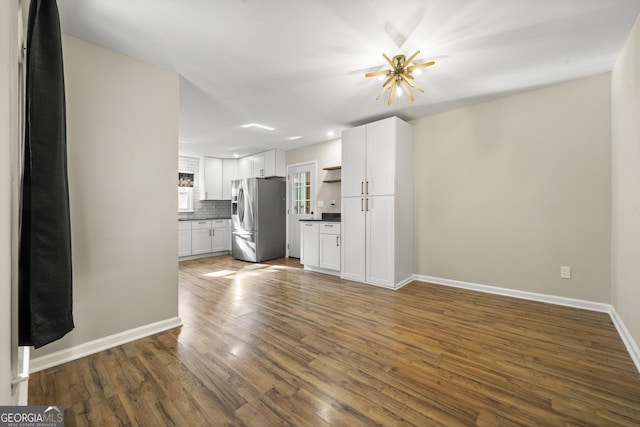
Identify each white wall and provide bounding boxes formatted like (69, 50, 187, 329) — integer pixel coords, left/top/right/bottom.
(31, 35, 180, 358)
(286, 138, 342, 215)
(0, 0, 19, 405)
(612, 15, 640, 346)
(413, 74, 612, 302)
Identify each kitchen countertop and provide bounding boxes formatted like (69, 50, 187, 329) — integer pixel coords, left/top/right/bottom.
(179, 217, 231, 221)
(299, 213, 341, 223)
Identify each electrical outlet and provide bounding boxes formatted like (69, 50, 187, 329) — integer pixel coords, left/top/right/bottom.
(560, 266, 571, 279)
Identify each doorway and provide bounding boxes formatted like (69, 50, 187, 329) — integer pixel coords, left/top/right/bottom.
(286, 161, 316, 258)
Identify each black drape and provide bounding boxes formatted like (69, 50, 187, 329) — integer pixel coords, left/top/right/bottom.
(19, 0, 74, 348)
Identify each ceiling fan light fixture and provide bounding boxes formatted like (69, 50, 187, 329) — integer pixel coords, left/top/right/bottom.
(365, 50, 435, 106)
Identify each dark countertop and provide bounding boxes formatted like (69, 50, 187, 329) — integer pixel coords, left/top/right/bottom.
(299, 218, 341, 222)
(179, 217, 231, 221)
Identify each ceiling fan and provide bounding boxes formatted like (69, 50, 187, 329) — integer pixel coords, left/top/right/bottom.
(365, 50, 435, 106)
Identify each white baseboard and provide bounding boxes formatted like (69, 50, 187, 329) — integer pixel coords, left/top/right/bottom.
(304, 265, 341, 276)
(29, 316, 183, 373)
(609, 307, 640, 373)
(413, 275, 640, 373)
(394, 275, 414, 290)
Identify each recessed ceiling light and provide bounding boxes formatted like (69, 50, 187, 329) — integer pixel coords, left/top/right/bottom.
(241, 123, 275, 131)
(327, 131, 335, 137)
(233, 154, 239, 158)
(287, 136, 302, 141)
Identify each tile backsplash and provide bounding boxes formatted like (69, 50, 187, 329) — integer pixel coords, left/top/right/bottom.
(178, 155, 231, 220)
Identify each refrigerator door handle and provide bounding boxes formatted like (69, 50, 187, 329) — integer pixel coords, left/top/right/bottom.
(238, 187, 245, 223)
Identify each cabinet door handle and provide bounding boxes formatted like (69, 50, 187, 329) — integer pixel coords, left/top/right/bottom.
(360, 182, 363, 195)
(324, 224, 333, 228)
(360, 198, 363, 211)
(305, 223, 313, 227)
(205, 191, 208, 199)
(209, 229, 211, 236)
(212, 229, 215, 236)
(365, 198, 369, 211)
(366, 181, 369, 195)
(336, 236, 339, 247)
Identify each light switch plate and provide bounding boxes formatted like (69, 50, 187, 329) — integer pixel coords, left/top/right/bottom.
(560, 266, 571, 279)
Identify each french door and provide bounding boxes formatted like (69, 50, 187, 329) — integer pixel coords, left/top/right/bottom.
(286, 162, 316, 258)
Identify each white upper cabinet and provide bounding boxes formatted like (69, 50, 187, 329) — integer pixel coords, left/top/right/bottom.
(238, 156, 252, 179)
(263, 149, 286, 177)
(252, 151, 266, 177)
(238, 149, 286, 178)
(199, 157, 222, 200)
(365, 118, 396, 196)
(342, 118, 397, 198)
(222, 158, 238, 200)
(200, 157, 238, 200)
(341, 125, 366, 198)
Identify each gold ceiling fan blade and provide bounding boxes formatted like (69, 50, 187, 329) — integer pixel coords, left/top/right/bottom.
(382, 53, 395, 68)
(365, 69, 391, 78)
(381, 73, 397, 88)
(388, 79, 398, 106)
(407, 61, 435, 72)
(376, 75, 397, 100)
(400, 78, 414, 101)
(402, 50, 420, 68)
(404, 74, 424, 93)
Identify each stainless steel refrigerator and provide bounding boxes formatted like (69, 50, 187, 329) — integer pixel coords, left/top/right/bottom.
(231, 178, 286, 262)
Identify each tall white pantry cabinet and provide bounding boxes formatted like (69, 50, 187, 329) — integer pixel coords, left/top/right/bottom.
(341, 116, 414, 288)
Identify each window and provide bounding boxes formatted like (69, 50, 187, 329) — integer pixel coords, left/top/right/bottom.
(291, 171, 311, 214)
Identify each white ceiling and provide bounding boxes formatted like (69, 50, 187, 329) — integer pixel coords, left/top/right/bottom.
(57, 0, 640, 159)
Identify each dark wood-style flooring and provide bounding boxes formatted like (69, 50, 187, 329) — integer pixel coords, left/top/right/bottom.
(30, 255, 640, 426)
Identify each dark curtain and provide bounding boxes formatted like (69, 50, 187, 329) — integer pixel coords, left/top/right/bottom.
(19, 0, 74, 348)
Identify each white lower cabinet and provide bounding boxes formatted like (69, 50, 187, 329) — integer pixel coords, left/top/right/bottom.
(180, 219, 231, 258)
(365, 196, 394, 287)
(342, 195, 399, 288)
(319, 223, 340, 271)
(300, 222, 319, 267)
(191, 220, 213, 255)
(301, 221, 341, 273)
(179, 221, 192, 257)
(211, 219, 230, 252)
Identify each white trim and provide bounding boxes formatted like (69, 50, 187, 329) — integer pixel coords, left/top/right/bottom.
(342, 275, 414, 290)
(304, 265, 341, 277)
(179, 251, 229, 262)
(414, 275, 610, 312)
(29, 316, 182, 373)
(413, 275, 640, 373)
(609, 306, 640, 373)
(394, 276, 414, 290)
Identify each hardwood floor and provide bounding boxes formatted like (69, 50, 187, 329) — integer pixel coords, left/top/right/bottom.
(30, 255, 640, 426)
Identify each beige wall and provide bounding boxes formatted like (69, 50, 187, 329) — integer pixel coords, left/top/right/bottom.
(413, 74, 612, 302)
(286, 138, 342, 215)
(0, 0, 19, 404)
(32, 35, 180, 357)
(612, 15, 640, 345)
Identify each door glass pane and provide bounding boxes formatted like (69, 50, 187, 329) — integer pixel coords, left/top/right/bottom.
(292, 171, 311, 214)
